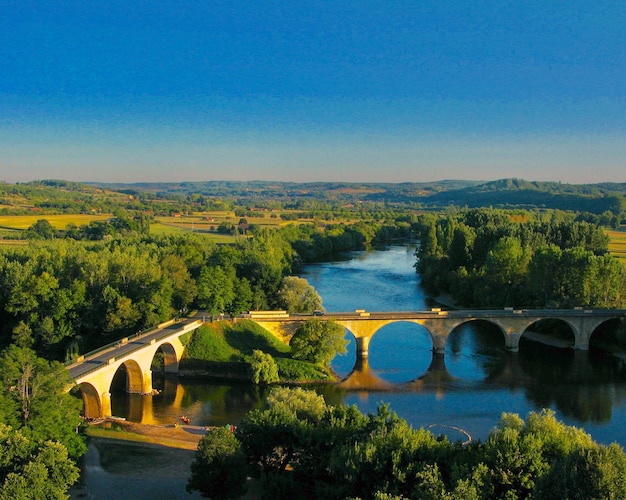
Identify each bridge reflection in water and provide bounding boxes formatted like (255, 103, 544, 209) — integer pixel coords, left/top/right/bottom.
(103, 333, 626, 430)
(335, 337, 626, 426)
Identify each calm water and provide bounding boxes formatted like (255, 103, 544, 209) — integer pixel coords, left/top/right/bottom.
(72, 246, 626, 499)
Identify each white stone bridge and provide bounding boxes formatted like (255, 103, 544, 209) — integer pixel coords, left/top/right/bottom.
(67, 316, 202, 419)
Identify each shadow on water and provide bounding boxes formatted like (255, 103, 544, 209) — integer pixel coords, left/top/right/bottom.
(517, 339, 626, 423)
(445, 321, 509, 382)
(70, 438, 202, 500)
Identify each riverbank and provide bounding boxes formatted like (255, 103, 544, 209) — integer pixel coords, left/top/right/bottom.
(85, 420, 206, 450)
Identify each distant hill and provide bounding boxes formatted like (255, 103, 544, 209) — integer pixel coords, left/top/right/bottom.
(87, 178, 626, 214)
(422, 178, 626, 214)
(4, 178, 625, 216)
(85, 179, 481, 203)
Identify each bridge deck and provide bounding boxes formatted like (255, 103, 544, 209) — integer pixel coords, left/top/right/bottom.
(279, 309, 626, 321)
(67, 316, 203, 381)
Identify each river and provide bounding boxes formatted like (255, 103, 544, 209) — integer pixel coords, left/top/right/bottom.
(71, 245, 626, 499)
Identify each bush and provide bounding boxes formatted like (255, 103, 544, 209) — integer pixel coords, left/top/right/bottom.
(249, 350, 279, 384)
(187, 427, 249, 499)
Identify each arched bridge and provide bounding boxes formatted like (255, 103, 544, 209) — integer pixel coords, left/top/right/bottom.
(66, 308, 626, 419)
(66, 317, 202, 419)
(248, 308, 626, 358)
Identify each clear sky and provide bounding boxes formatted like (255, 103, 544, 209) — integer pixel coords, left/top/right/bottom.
(1, 1, 625, 184)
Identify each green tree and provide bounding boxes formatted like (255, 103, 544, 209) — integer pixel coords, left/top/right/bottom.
(25, 219, 56, 240)
(0, 346, 85, 458)
(289, 319, 347, 366)
(187, 427, 249, 499)
(277, 276, 323, 313)
(249, 350, 279, 384)
(225, 277, 254, 317)
(160, 254, 197, 314)
(0, 425, 80, 500)
(197, 265, 235, 319)
(534, 443, 626, 500)
(236, 387, 327, 479)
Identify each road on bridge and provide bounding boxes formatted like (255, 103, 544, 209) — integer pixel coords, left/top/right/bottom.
(66, 313, 205, 381)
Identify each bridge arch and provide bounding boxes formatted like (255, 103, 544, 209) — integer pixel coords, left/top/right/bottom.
(589, 318, 625, 351)
(445, 320, 508, 381)
(366, 321, 433, 383)
(447, 319, 508, 351)
(114, 359, 145, 394)
(446, 319, 508, 350)
(78, 382, 102, 420)
(151, 341, 182, 374)
(520, 319, 576, 349)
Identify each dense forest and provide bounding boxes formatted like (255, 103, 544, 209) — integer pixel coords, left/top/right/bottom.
(0, 221, 413, 362)
(415, 208, 626, 309)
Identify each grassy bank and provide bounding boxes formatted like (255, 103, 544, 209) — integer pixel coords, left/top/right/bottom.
(178, 320, 333, 383)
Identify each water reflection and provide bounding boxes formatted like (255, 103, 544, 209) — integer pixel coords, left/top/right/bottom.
(78, 245, 626, 497)
(338, 356, 394, 391)
(367, 322, 432, 383)
(108, 326, 626, 434)
(446, 321, 508, 381)
(518, 342, 626, 423)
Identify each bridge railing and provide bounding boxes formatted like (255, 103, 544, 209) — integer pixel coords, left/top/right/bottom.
(64, 317, 193, 367)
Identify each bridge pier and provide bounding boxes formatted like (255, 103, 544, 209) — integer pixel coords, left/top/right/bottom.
(574, 339, 589, 350)
(505, 333, 522, 353)
(432, 335, 446, 355)
(142, 369, 153, 395)
(355, 336, 371, 359)
(100, 391, 112, 418)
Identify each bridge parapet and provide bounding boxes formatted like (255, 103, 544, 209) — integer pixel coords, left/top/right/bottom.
(246, 309, 626, 357)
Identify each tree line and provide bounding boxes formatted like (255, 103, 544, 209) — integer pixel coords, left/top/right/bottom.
(0, 219, 415, 362)
(416, 208, 626, 309)
(187, 387, 626, 499)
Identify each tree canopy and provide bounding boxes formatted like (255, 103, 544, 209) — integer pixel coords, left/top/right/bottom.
(289, 319, 347, 366)
(187, 388, 626, 500)
(416, 208, 626, 308)
(277, 276, 323, 313)
(0, 425, 80, 500)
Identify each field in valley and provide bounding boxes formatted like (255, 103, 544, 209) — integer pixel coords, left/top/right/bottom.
(607, 225, 626, 263)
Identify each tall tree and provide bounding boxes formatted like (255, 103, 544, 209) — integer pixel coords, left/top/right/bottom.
(197, 265, 235, 318)
(289, 319, 347, 366)
(0, 346, 85, 458)
(277, 276, 323, 313)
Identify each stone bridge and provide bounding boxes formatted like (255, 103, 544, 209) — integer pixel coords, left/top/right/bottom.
(248, 308, 626, 358)
(66, 317, 202, 419)
(66, 308, 626, 419)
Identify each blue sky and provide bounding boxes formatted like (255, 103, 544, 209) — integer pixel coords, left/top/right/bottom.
(1, 1, 625, 184)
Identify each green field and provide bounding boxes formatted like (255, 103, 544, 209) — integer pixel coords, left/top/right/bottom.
(607, 225, 626, 263)
(150, 210, 319, 240)
(0, 214, 111, 230)
(0, 210, 316, 244)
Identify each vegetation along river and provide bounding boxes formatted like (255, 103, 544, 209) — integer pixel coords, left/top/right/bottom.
(72, 245, 626, 499)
